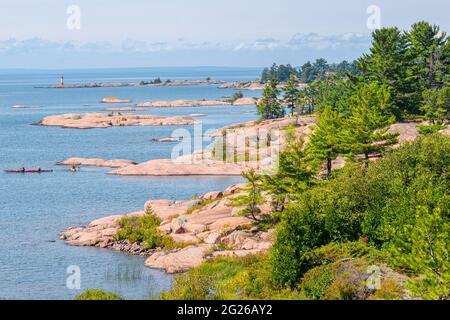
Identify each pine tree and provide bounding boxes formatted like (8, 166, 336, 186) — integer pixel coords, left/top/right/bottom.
(390, 206, 449, 300)
(408, 21, 448, 90)
(357, 27, 414, 117)
(230, 169, 264, 221)
(283, 74, 300, 116)
(307, 107, 344, 177)
(261, 127, 313, 211)
(421, 85, 450, 124)
(342, 83, 397, 162)
(256, 78, 285, 120)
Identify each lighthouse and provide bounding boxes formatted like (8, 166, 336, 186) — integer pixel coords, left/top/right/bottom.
(59, 75, 65, 88)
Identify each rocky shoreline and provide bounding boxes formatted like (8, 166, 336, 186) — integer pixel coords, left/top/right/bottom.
(57, 157, 136, 168)
(39, 113, 197, 129)
(45, 79, 223, 89)
(60, 184, 274, 273)
(136, 97, 258, 108)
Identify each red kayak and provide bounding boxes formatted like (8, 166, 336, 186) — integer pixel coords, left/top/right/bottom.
(4, 170, 53, 173)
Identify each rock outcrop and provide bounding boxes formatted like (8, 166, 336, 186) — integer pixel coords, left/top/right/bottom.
(136, 98, 258, 108)
(47, 79, 224, 89)
(57, 157, 136, 168)
(101, 97, 133, 103)
(39, 113, 197, 129)
(103, 107, 145, 111)
(61, 184, 274, 273)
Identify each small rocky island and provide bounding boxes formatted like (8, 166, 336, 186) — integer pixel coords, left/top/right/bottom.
(46, 79, 223, 89)
(39, 113, 197, 129)
(136, 97, 258, 108)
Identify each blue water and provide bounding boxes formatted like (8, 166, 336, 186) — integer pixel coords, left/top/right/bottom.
(0, 67, 261, 300)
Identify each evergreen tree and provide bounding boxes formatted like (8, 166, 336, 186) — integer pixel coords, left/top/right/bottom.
(261, 128, 313, 211)
(257, 78, 285, 120)
(342, 83, 397, 162)
(420, 85, 450, 124)
(283, 74, 300, 116)
(390, 206, 449, 300)
(357, 27, 414, 117)
(230, 169, 264, 221)
(408, 21, 448, 90)
(307, 107, 344, 177)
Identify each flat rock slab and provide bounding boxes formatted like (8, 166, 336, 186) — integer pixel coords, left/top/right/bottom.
(39, 113, 197, 129)
(58, 157, 136, 168)
(145, 244, 214, 273)
(108, 159, 259, 176)
(102, 97, 132, 103)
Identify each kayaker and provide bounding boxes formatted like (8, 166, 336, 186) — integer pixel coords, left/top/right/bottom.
(21, 167, 25, 173)
(70, 164, 78, 172)
(37, 168, 42, 173)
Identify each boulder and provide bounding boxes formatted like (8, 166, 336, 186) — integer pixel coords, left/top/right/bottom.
(202, 191, 223, 201)
(145, 245, 214, 273)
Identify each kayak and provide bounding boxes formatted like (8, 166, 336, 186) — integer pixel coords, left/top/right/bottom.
(4, 170, 53, 173)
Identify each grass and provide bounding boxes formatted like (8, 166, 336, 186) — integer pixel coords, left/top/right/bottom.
(186, 196, 224, 215)
(418, 123, 446, 135)
(160, 254, 302, 300)
(75, 289, 123, 300)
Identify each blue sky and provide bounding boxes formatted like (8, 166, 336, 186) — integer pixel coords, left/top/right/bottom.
(1, 0, 449, 68)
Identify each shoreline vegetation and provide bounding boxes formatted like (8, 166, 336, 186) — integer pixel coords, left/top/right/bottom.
(54, 20, 450, 300)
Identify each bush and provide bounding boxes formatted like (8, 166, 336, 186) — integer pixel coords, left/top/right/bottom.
(271, 165, 369, 287)
(272, 135, 450, 288)
(418, 124, 446, 135)
(115, 208, 174, 249)
(160, 254, 301, 300)
(74, 289, 122, 300)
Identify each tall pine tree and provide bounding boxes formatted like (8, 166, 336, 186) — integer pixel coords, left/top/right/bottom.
(307, 107, 344, 177)
(257, 78, 285, 120)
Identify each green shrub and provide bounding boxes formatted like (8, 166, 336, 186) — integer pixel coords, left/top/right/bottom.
(161, 254, 301, 300)
(272, 134, 450, 288)
(74, 289, 122, 300)
(115, 208, 174, 249)
(418, 124, 446, 135)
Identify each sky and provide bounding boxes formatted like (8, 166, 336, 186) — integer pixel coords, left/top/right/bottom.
(0, 0, 449, 68)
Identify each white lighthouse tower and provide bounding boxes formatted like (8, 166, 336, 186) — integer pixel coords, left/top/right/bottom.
(59, 75, 65, 87)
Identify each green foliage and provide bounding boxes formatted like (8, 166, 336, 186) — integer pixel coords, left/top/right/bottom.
(256, 79, 285, 120)
(261, 63, 299, 83)
(389, 206, 449, 300)
(271, 165, 369, 286)
(230, 169, 264, 221)
(260, 127, 313, 211)
(357, 27, 415, 117)
(420, 86, 450, 123)
(272, 135, 450, 291)
(161, 254, 301, 300)
(306, 107, 344, 177)
(297, 242, 401, 300)
(227, 91, 244, 103)
(283, 74, 301, 115)
(408, 22, 448, 90)
(115, 208, 174, 249)
(74, 289, 123, 300)
(418, 124, 446, 135)
(308, 74, 355, 115)
(341, 82, 397, 160)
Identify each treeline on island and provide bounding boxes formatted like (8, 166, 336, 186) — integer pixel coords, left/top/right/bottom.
(76, 21, 449, 300)
(260, 59, 358, 84)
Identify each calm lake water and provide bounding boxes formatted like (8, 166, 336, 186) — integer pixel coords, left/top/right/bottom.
(0, 67, 261, 299)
